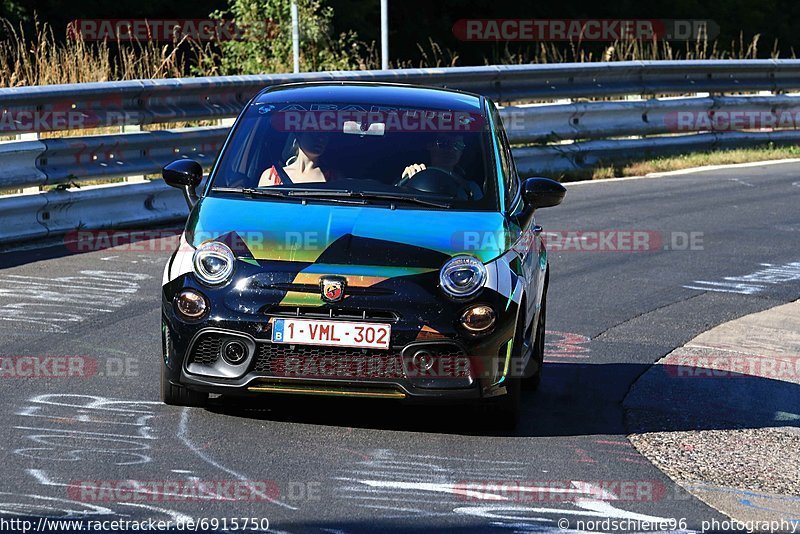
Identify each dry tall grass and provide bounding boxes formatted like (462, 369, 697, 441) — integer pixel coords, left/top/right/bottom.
(493, 33, 790, 64)
(0, 18, 789, 88)
(0, 19, 214, 87)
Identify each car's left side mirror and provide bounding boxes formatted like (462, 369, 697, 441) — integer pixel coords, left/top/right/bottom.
(163, 159, 203, 208)
(523, 177, 566, 209)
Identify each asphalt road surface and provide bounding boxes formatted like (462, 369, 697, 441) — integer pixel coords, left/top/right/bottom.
(1, 162, 799, 533)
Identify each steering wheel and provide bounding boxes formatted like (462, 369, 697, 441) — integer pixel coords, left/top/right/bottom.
(395, 166, 472, 200)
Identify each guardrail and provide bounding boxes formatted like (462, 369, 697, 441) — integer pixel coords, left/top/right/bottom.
(3, 60, 800, 245)
(0, 180, 186, 245)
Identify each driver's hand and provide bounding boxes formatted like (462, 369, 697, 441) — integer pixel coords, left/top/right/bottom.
(401, 163, 426, 180)
(258, 168, 280, 187)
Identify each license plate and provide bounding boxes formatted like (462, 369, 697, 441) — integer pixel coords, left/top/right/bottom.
(271, 318, 391, 350)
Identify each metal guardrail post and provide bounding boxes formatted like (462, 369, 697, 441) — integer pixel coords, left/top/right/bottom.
(16, 132, 41, 194)
(121, 125, 147, 183)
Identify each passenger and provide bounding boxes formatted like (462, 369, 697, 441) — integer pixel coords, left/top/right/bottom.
(259, 132, 335, 186)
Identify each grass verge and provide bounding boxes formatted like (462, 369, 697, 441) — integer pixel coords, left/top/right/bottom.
(552, 144, 800, 182)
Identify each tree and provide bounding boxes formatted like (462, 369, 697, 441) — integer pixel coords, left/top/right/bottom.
(1, 0, 25, 22)
(207, 0, 373, 75)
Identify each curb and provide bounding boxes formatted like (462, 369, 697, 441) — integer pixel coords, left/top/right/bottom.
(624, 299, 800, 528)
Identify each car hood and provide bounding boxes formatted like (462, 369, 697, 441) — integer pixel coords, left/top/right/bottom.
(186, 196, 514, 268)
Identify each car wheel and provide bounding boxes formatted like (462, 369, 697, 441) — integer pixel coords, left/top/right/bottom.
(523, 291, 546, 391)
(161, 361, 208, 407)
(488, 374, 521, 430)
(482, 311, 525, 430)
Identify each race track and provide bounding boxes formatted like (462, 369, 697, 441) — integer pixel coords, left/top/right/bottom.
(1, 162, 799, 532)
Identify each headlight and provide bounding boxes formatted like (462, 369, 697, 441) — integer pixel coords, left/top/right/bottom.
(192, 241, 235, 285)
(440, 255, 486, 298)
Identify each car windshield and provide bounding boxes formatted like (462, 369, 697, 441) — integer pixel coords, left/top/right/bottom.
(209, 100, 498, 210)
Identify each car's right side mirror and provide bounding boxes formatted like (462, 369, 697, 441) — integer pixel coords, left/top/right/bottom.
(523, 177, 566, 209)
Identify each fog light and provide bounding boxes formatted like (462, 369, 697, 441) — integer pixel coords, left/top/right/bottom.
(175, 289, 208, 319)
(221, 339, 248, 365)
(460, 305, 496, 334)
(412, 350, 435, 372)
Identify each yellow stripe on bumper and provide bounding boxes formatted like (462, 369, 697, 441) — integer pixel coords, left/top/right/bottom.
(247, 383, 406, 399)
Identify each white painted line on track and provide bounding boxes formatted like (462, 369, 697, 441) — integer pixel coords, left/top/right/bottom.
(176, 408, 298, 510)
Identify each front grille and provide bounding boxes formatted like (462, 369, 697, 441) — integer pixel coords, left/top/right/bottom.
(187, 331, 472, 382)
(190, 335, 222, 365)
(252, 343, 406, 380)
(263, 306, 399, 322)
(265, 283, 392, 296)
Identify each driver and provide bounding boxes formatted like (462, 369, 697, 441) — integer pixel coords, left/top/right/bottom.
(259, 132, 335, 186)
(400, 134, 482, 199)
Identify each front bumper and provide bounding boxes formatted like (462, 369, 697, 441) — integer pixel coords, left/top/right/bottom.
(167, 326, 512, 402)
(162, 271, 520, 402)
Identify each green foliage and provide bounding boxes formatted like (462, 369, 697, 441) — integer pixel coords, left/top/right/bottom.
(200, 0, 376, 75)
(0, 0, 24, 20)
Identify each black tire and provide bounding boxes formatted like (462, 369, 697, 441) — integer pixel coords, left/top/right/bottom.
(487, 374, 521, 430)
(160, 358, 208, 407)
(523, 290, 547, 391)
(482, 310, 526, 430)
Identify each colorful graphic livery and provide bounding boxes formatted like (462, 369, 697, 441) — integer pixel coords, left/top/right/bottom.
(160, 82, 565, 427)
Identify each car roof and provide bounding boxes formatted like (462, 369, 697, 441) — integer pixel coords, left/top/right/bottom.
(253, 82, 485, 113)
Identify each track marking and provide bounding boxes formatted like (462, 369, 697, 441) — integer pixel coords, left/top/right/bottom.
(15, 395, 160, 465)
(684, 261, 800, 294)
(28, 469, 234, 502)
(728, 178, 755, 187)
(176, 408, 298, 510)
(453, 502, 673, 522)
(0, 271, 151, 332)
(0, 490, 115, 517)
(115, 502, 193, 524)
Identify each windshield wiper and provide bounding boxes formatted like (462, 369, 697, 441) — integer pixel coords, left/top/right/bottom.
(212, 187, 289, 198)
(212, 187, 367, 204)
(356, 191, 452, 209)
(212, 187, 450, 208)
(281, 189, 358, 197)
(285, 189, 451, 208)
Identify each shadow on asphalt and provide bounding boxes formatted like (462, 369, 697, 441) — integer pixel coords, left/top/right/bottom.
(203, 362, 800, 438)
(0, 226, 182, 270)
